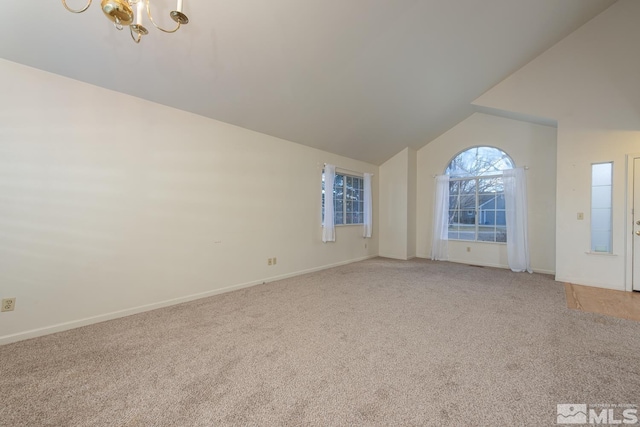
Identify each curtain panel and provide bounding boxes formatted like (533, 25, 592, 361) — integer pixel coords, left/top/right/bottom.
(431, 175, 450, 261)
(322, 164, 336, 242)
(504, 168, 532, 273)
(363, 173, 373, 238)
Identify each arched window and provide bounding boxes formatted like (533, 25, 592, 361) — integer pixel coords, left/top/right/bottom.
(445, 146, 514, 242)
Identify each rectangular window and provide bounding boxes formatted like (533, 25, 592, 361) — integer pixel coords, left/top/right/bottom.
(448, 175, 507, 243)
(591, 162, 613, 253)
(322, 172, 364, 225)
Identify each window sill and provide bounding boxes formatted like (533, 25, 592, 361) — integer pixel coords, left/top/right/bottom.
(449, 239, 506, 245)
(585, 251, 617, 256)
(335, 223, 364, 227)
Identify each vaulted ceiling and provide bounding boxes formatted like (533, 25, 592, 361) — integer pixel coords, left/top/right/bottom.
(0, 0, 616, 164)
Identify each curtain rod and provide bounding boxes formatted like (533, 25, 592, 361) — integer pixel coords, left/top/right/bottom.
(432, 166, 529, 179)
(323, 163, 374, 177)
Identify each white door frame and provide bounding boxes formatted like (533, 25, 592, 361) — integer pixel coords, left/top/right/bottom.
(624, 153, 640, 292)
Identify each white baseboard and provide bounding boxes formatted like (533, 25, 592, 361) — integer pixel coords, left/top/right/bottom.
(421, 256, 555, 275)
(534, 268, 556, 275)
(447, 257, 508, 270)
(378, 254, 417, 261)
(0, 255, 378, 346)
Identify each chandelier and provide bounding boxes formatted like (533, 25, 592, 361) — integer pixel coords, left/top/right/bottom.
(61, 0, 189, 43)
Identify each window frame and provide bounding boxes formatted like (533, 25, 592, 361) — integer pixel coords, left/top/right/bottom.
(445, 146, 514, 244)
(322, 171, 365, 226)
(590, 161, 613, 254)
(448, 173, 507, 243)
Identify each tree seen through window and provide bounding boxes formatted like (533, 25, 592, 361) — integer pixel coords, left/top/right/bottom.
(322, 172, 364, 225)
(445, 147, 514, 242)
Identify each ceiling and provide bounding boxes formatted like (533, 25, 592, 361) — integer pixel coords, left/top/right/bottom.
(0, 0, 616, 165)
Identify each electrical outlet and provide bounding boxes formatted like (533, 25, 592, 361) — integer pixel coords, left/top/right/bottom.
(1, 298, 16, 312)
(577, 212, 584, 220)
(273, 257, 277, 265)
(267, 258, 273, 266)
(467, 247, 471, 252)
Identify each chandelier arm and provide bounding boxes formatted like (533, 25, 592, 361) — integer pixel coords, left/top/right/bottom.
(130, 26, 142, 43)
(145, 0, 181, 33)
(61, 0, 92, 13)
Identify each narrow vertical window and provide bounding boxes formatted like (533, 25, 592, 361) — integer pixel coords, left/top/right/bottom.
(591, 162, 613, 253)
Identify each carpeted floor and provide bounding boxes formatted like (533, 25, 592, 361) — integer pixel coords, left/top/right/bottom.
(1, 258, 639, 426)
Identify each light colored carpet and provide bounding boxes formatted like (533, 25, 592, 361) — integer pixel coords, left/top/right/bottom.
(1, 258, 639, 426)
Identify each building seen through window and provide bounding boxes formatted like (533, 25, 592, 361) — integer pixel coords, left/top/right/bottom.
(446, 146, 514, 242)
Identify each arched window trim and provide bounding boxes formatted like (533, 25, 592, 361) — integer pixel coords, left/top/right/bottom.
(444, 145, 516, 178)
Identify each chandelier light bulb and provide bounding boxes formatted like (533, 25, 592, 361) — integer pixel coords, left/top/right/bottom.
(136, 0, 143, 24)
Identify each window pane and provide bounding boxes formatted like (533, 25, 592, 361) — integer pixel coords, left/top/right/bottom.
(458, 226, 475, 241)
(323, 173, 368, 226)
(591, 162, 612, 253)
(478, 229, 496, 242)
(446, 147, 514, 177)
(479, 210, 496, 226)
(479, 194, 496, 210)
(459, 194, 476, 210)
(592, 186, 611, 209)
(449, 180, 459, 195)
(478, 177, 502, 193)
(591, 162, 613, 253)
(495, 226, 507, 243)
(449, 195, 458, 209)
(592, 163, 612, 186)
(460, 210, 476, 225)
(592, 230, 611, 253)
(458, 179, 477, 194)
(592, 208, 611, 231)
(445, 155, 509, 243)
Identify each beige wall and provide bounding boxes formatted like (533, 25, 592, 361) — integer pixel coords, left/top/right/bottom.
(407, 148, 417, 259)
(474, 0, 640, 290)
(379, 147, 416, 259)
(0, 59, 378, 344)
(416, 113, 557, 273)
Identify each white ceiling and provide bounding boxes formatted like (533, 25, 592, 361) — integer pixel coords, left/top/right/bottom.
(0, 0, 616, 164)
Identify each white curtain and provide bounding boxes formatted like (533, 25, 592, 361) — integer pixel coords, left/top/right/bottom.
(431, 175, 450, 261)
(504, 168, 532, 273)
(363, 173, 373, 238)
(322, 164, 336, 242)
